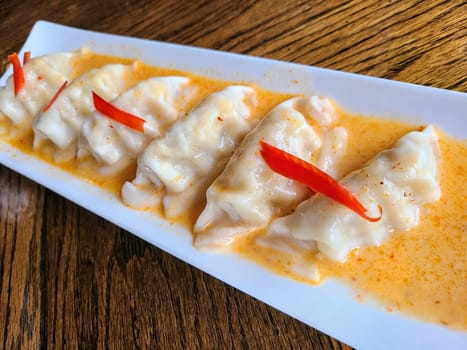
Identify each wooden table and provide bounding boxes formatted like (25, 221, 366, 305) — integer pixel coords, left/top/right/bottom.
(0, 1, 465, 348)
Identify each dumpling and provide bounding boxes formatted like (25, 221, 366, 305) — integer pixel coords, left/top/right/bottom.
(267, 125, 440, 262)
(0, 48, 89, 132)
(79, 76, 197, 172)
(194, 96, 347, 251)
(122, 85, 258, 216)
(32, 62, 142, 161)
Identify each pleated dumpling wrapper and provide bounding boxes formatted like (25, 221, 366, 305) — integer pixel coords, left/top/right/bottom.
(194, 96, 347, 251)
(122, 85, 258, 217)
(0, 48, 90, 134)
(267, 125, 440, 262)
(32, 62, 142, 161)
(79, 76, 198, 173)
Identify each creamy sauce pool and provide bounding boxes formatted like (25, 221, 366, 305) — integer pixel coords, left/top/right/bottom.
(1, 53, 465, 330)
(235, 119, 467, 330)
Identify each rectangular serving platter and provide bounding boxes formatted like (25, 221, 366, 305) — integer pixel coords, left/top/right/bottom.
(1, 21, 466, 350)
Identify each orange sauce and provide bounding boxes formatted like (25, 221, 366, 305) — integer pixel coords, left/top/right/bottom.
(317, 135, 467, 329)
(1, 53, 465, 330)
(236, 123, 467, 330)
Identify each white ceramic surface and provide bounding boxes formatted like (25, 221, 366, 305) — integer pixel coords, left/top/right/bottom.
(0, 21, 466, 350)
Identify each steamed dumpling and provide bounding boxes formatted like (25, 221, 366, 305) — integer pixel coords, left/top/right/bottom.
(267, 125, 440, 262)
(122, 85, 258, 217)
(79, 76, 197, 171)
(194, 96, 347, 251)
(0, 48, 89, 131)
(32, 62, 142, 161)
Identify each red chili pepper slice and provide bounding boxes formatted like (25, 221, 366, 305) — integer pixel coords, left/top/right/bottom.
(92, 91, 145, 133)
(42, 81, 68, 112)
(8, 53, 25, 96)
(260, 141, 382, 222)
(23, 51, 31, 65)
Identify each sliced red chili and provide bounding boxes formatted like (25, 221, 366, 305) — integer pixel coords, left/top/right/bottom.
(260, 141, 382, 222)
(23, 51, 31, 65)
(42, 81, 68, 112)
(92, 91, 145, 133)
(8, 53, 25, 96)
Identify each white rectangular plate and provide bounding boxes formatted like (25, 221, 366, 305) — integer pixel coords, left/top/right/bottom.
(1, 21, 466, 350)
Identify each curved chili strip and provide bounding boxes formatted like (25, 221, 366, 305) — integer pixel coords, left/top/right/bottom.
(92, 91, 145, 133)
(8, 53, 24, 96)
(23, 51, 31, 65)
(260, 141, 382, 222)
(42, 80, 68, 112)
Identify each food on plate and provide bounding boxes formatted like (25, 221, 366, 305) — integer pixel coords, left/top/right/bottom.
(0, 48, 89, 132)
(32, 62, 142, 161)
(266, 126, 440, 262)
(79, 76, 197, 172)
(194, 96, 347, 251)
(0, 48, 465, 329)
(122, 85, 258, 217)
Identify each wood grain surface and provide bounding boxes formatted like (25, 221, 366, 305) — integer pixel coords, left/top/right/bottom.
(0, 0, 465, 349)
